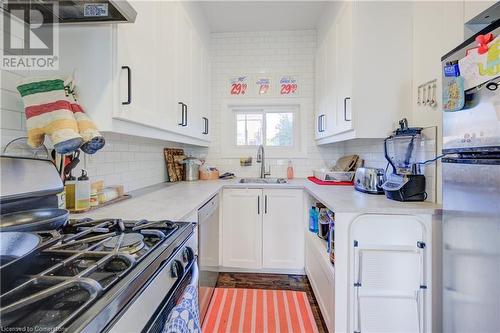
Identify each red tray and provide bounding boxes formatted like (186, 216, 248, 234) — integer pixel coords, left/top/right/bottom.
(307, 176, 354, 186)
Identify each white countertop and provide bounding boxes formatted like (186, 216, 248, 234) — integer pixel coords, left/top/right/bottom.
(71, 178, 440, 221)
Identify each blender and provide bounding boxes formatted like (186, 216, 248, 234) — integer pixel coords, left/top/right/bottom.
(381, 119, 427, 201)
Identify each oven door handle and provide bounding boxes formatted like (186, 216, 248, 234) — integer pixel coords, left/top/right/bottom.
(190, 257, 199, 286)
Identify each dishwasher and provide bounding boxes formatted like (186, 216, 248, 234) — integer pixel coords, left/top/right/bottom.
(197, 194, 220, 324)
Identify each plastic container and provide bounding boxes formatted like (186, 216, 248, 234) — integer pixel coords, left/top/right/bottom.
(309, 206, 318, 233)
(318, 208, 332, 240)
(74, 170, 90, 211)
(328, 220, 335, 264)
(313, 169, 355, 182)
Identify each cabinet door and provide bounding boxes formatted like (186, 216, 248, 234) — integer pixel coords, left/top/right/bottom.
(200, 44, 211, 140)
(324, 24, 338, 137)
(222, 189, 262, 269)
(115, 1, 161, 128)
(189, 33, 204, 138)
(335, 2, 353, 134)
(158, 1, 177, 131)
(174, 3, 193, 132)
(262, 189, 304, 270)
(315, 39, 330, 139)
(305, 232, 335, 333)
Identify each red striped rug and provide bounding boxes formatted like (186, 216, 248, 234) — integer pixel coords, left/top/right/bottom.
(202, 288, 319, 333)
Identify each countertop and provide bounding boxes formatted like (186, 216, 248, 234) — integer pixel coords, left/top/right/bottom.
(71, 178, 440, 221)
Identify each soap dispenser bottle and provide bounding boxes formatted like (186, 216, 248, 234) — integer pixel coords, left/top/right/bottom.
(75, 169, 90, 211)
(287, 160, 294, 179)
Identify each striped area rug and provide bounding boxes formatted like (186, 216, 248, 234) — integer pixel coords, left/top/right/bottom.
(202, 288, 319, 333)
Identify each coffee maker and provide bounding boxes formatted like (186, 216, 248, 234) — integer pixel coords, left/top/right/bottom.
(381, 119, 427, 202)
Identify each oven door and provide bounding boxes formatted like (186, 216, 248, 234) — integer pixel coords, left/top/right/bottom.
(107, 235, 198, 333)
(145, 259, 199, 333)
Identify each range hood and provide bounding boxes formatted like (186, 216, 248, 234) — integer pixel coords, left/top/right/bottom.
(2, 1, 137, 24)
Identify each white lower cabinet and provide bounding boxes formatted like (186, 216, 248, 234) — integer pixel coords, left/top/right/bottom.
(305, 231, 335, 333)
(262, 189, 304, 270)
(222, 188, 304, 272)
(222, 189, 262, 269)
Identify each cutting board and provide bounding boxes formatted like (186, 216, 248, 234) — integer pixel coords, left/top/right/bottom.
(164, 148, 185, 182)
(307, 176, 354, 186)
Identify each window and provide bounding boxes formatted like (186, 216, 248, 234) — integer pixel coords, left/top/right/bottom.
(235, 107, 295, 147)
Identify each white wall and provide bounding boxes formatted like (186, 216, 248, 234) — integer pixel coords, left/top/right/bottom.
(205, 30, 343, 178)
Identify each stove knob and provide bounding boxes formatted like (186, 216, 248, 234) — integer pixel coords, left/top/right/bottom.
(182, 247, 193, 263)
(170, 260, 182, 278)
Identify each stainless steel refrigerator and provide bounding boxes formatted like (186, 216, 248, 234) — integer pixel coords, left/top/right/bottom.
(441, 19, 500, 333)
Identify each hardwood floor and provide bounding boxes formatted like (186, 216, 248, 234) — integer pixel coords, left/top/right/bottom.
(216, 272, 329, 333)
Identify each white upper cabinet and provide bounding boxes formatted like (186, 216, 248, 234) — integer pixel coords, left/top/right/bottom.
(334, 1, 353, 135)
(55, 1, 211, 146)
(315, 2, 413, 144)
(115, 1, 162, 129)
(315, 40, 329, 138)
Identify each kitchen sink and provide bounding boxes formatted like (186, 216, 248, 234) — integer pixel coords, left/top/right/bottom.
(239, 177, 288, 184)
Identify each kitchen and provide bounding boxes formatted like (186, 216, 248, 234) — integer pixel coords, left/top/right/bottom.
(0, 1, 499, 333)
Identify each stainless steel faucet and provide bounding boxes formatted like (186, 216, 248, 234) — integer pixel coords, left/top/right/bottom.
(256, 145, 271, 178)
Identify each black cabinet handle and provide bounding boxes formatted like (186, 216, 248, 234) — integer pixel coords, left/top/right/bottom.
(178, 102, 188, 127)
(178, 102, 185, 126)
(318, 114, 325, 132)
(202, 117, 208, 134)
(122, 66, 131, 105)
(264, 195, 268, 214)
(257, 196, 260, 214)
(344, 97, 351, 121)
(183, 104, 188, 127)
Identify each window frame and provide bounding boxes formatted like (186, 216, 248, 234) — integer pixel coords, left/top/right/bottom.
(234, 106, 296, 149)
(220, 98, 308, 159)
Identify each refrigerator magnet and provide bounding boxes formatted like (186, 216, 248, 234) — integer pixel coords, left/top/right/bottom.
(443, 76, 465, 112)
(444, 61, 460, 77)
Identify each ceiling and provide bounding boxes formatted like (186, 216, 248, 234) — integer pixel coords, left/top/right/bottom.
(198, 1, 328, 33)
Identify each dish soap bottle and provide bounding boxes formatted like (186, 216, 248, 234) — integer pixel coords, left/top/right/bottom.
(287, 160, 294, 179)
(75, 169, 90, 212)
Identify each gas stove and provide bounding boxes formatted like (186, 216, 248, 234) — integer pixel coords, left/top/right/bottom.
(0, 217, 196, 332)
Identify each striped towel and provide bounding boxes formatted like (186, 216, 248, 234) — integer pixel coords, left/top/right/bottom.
(17, 77, 82, 154)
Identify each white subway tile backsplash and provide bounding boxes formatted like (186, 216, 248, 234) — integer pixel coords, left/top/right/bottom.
(205, 30, 344, 178)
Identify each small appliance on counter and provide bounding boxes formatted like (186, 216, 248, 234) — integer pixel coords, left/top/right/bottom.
(381, 118, 427, 201)
(354, 167, 385, 194)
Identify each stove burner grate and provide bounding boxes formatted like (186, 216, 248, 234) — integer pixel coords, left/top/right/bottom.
(102, 233, 145, 254)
